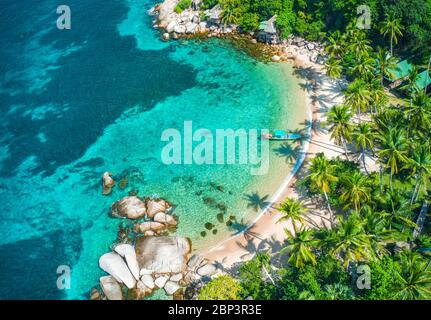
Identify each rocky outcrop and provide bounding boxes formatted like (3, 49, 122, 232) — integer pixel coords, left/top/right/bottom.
(197, 263, 217, 276)
(102, 172, 115, 195)
(110, 196, 147, 219)
(136, 236, 191, 273)
(146, 198, 172, 218)
(114, 244, 140, 281)
(99, 252, 136, 289)
(100, 276, 123, 300)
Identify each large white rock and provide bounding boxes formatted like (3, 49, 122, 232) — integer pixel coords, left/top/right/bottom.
(197, 263, 217, 276)
(154, 212, 177, 226)
(141, 275, 155, 289)
(110, 196, 147, 219)
(185, 22, 197, 34)
(170, 273, 183, 282)
(136, 236, 191, 273)
(174, 25, 186, 34)
(100, 276, 123, 300)
(154, 276, 169, 288)
(140, 268, 153, 276)
(114, 244, 140, 281)
(166, 21, 177, 33)
(99, 252, 136, 289)
(164, 281, 180, 295)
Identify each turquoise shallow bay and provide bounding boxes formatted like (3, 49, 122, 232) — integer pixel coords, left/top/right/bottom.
(0, 0, 308, 299)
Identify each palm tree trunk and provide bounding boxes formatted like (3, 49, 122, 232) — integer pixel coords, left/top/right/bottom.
(323, 191, 334, 227)
(411, 178, 420, 205)
(343, 138, 349, 160)
(379, 164, 384, 193)
(415, 180, 422, 203)
(390, 169, 394, 192)
(390, 35, 393, 57)
(362, 148, 369, 174)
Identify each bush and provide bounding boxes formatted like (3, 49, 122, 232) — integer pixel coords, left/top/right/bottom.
(175, 0, 192, 14)
(239, 13, 260, 32)
(198, 275, 241, 300)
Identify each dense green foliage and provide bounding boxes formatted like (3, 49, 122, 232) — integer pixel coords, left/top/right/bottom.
(175, 0, 192, 13)
(198, 275, 242, 300)
(204, 0, 431, 62)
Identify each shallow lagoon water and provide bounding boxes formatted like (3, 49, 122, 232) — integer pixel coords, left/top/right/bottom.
(0, 0, 308, 299)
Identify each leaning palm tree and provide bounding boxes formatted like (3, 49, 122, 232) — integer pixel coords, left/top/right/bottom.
(327, 104, 353, 159)
(331, 213, 372, 268)
(405, 143, 431, 204)
(325, 57, 343, 78)
(377, 127, 409, 192)
(352, 122, 376, 173)
(277, 198, 307, 233)
(367, 78, 388, 114)
(393, 252, 431, 300)
(340, 171, 371, 213)
(306, 154, 339, 226)
(281, 228, 317, 268)
(344, 79, 370, 122)
(379, 13, 404, 57)
(375, 47, 398, 85)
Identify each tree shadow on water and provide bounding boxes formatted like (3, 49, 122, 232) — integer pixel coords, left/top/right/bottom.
(244, 192, 271, 212)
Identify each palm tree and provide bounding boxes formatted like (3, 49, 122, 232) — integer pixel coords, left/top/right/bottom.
(401, 66, 421, 98)
(347, 31, 372, 58)
(379, 13, 404, 57)
(331, 213, 372, 268)
(281, 228, 317, 268)
(377, 192, 417, 232)
(327, 105, 353, 159)
(325, 30, 345, 57)
(377, 127, 409, 192)
(393, 252, 431, 300)
(375, 47, 398, 85)
(220, 0, 240, 27)
(322, 283, 354, 300)
(349, 53, 376, 80)
(307, 154, 339, 226)
(277, 198, 307, 233)
(352, 122, 376, 173)
(404, 91, 431, 132)
(325, 57, 343, 78)
(340, 172, 371, 213)
(344, 79, 370, 122)
(367, 78, 387, 114)
(406, 143, 431, 204)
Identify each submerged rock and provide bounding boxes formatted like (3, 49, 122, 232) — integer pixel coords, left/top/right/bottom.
(154, 212, 177, 226)
(135, 236, 191, 273)
(135, 221, 166, 234)
(111, 196, 147, 219)
(114, 244, 140, 281)
(100, 276, 123, 300)
(99, 252, 136, 289)
(102, 172, 115, 195)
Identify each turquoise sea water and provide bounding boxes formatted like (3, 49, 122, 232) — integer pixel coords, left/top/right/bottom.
(0, 0, 308, 299)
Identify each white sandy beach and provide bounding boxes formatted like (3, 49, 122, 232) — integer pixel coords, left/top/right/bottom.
(202, 47, 349, 271)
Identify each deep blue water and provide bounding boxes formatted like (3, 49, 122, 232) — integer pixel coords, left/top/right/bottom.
(0, 0, 306, 299)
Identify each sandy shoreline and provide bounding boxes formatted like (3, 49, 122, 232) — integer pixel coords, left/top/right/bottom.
(201, 46, 347, 271)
